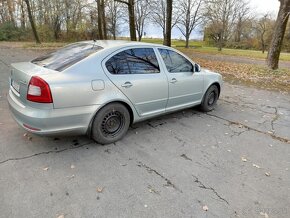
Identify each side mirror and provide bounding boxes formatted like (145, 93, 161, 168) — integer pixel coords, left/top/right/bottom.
(194, 63, 201, 72)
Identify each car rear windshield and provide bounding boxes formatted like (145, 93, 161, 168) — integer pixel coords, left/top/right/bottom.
(31, 43, 103, 71)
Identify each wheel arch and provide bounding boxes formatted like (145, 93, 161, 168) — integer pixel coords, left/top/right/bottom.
(202, 82, 221, 104)
(86, 100, 134, 138)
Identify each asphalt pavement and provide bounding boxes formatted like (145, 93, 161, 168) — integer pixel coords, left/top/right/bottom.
(0, 47, 290, 218)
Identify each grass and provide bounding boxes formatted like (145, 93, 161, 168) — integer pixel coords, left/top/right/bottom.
(141, 38, 290, 61)
(12, 39, 290, 62)
(22, 42, 67, 49)
(194, 57, 290, 93)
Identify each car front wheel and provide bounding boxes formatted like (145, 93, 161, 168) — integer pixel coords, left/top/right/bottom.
(200, 85, 219, 112)
(92, 103, 130, 144)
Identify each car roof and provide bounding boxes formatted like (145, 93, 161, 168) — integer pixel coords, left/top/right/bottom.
(79, 40, 167, 49)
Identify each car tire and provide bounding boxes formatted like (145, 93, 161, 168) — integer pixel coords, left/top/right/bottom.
(92, 103, 130, 145)
(200, 85, 219, 112)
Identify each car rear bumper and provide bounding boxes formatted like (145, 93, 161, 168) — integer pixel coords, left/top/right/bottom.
(7, 90, 100, 136)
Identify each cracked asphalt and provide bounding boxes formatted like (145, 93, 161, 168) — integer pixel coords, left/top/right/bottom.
(0, 47, 290, 218)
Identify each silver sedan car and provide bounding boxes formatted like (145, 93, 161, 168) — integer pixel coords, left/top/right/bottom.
(8, 40, 222, 144)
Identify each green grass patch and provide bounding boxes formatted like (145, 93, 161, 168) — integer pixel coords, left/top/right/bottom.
(184, 47, 290, 61)
(22, 42, 68, 50)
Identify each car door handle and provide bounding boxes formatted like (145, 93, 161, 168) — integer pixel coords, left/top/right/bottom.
(170, 78, 177, 84)
(121, 82, 133, 88)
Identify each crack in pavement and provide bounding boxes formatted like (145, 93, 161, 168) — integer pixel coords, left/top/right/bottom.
(0, 57, 10, 68)
(205, 113, 290, 144)
(220, 98, 278, 115)
(137, 161, 182, 193)
(0, 141, 94, 165)
(192, 175, 229, 205)
(271, 107, 279, 133)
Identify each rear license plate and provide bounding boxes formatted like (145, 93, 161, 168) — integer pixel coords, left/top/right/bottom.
(11, 79, 20, 93)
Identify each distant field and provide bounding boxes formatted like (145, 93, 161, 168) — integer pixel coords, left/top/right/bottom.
(1, 39, 290, 62)
(141, 38, 290, 62)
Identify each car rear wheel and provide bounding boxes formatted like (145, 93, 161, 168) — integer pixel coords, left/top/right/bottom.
(200, 85, 219, 112)
(92, 103, 130, 144)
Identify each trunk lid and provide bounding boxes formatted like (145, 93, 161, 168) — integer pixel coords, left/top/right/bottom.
(10, 62, 57, 105)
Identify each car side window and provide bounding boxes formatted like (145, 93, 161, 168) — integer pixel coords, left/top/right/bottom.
(106, 48, 160, 74)
(158, 49, 193, 73)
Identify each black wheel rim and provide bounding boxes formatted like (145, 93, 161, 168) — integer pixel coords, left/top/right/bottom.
(101, 111, 124, 137)
(208, 91, 216, 106)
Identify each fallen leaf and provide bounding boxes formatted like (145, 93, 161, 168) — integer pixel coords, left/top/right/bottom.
(260, 212, 269, 218)
(70, 164, 75, 169)
(57, 215, 65, 218)
(253, 164, 261, 169)
(148, 185, 159, 194)
(67, 175, 75, 180)
(227, 149, 231, 152)
(202, 205, 209, 211)
(144, 204, 148, 208)
(265, 172, 270, 177)
(43, 167, 49, 171)
(269, 144, 273, 147)
(241, 157, 247, 162)
(96, 187, 104, 193)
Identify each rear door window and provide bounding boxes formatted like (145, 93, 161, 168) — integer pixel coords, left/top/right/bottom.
(32, 43, 103, 71)
(158, 49, 193, 73)
(105, 48, 160, 74)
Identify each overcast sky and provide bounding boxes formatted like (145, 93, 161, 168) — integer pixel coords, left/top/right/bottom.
(121, 0, 280, 39)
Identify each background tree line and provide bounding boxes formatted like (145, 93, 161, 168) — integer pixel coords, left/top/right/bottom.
(0, 0, 289, 69)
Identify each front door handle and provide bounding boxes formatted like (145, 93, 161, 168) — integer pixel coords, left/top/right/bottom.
(121, 81, 133, 88)
(170, 78, 177, 84)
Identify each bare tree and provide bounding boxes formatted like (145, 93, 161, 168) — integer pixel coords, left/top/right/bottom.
(234, 0, 251, 42)
(205, 0, 239, 51)
(23, 0, 41, 43)
(254, 14, 274, 53)
(115, 0, 137, 41)
(267, 0, 290, 70)
(150, 0, 178, 45)
(135, 0, 150, 41)
(106, 0, 123, 39)
(177, 0, 203, 48)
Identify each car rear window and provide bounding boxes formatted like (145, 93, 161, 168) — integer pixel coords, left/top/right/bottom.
(31, 43, 103, 71)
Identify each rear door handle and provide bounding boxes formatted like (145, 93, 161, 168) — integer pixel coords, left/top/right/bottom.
(170, 78, 177, 84)
(121, 81, 133, 88)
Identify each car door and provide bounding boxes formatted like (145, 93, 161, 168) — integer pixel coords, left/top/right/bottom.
(158, 48, 204, 111)
(103, 47, 168, 117)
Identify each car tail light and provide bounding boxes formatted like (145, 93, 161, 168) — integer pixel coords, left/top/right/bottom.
(27, 76, 53, 103)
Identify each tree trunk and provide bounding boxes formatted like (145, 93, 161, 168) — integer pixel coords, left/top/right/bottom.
(185, 34, 189, 48)
(7, 0, 16, 26)
(267, 0, 290, 70)
(138, 32, 142, 41)
(164, 0, 172, 46)
(20, 0, 26, 29)
(24, 0, 41, 44)
(97, 0, 104, 39)
(128, 0, 137, 41)
(101, 0, 107, 39)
